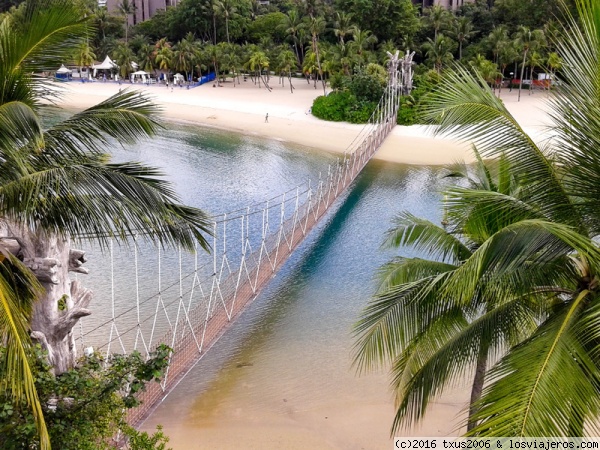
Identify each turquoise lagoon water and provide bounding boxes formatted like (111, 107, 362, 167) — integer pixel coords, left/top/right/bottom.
(72, 121, 465, 448)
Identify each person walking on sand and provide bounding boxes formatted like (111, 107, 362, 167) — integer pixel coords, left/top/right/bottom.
(265, 113, 269, 123)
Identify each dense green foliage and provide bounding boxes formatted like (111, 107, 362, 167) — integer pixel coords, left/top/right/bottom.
(0, 345, 172, 449)
(0, 0, 574, 125)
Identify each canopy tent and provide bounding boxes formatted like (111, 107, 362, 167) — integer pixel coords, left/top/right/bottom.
(92, 56, 118, 70)
(173, 73, 185, 85)
(91, 56, 118, 78)
(130, 70, 150, 83)
(55, 64, 72, 80)
(56, 64, 72, 74)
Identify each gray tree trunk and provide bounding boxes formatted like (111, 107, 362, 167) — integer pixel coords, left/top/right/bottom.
(1, 222, 92, 374)
(467, 345, 489, 432)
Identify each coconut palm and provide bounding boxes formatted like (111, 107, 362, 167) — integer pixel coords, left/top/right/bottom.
(333, 12, 356, 46)
(275, 48, 297, 92)
(354, 151, 543, 433)
(113, 41, 135, 78)
(423, 4, 450, 41)
(308, 15, 326, 95)
(514, 26, 545, 101)
(214, 0, 238, 44)
(117, 0, 135, 44)
(422, 34, 455, 74)
(247, 49, 270, 89)
(73, 42, 95, 80)
(357, 0, 600, 436)
(0, 0, 211, 417)
(451, 16, 475, 61)
(279, 9, 304, 66)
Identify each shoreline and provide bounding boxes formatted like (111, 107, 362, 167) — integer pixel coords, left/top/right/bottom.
(53, 80, 553, 166)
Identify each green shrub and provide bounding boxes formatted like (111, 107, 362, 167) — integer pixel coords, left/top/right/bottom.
(0, 345, 172, 450)
(347, 101, 378, 123)
(311, 91, 356, 122)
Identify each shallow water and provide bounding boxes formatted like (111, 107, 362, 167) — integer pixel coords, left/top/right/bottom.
(68, 120, 466, 447)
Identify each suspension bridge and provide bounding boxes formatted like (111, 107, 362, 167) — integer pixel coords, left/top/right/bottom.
(75, 51, 414, 426)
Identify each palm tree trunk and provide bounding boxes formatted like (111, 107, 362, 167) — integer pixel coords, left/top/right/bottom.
(5, 225, 92, 375)
(226, 17, 230, 43)
(467, 344, 489, 431)
(518, 49, 527, 102)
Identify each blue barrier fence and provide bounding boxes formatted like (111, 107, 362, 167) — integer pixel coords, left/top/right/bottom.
(196, 72, 216, 86)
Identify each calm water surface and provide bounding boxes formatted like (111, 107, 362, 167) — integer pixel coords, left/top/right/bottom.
(69, 118, 462, 448)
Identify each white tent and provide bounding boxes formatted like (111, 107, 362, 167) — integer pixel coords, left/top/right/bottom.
(92, 56, 118, 70)
(173, 73, 185, 85)
(130, 70, 149, 83)
(56, 64, 72, 74)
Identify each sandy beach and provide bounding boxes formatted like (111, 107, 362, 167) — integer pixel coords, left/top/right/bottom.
(55, 79, 553, 165)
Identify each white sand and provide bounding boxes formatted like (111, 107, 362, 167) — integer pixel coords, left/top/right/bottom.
(54, 79, 553, 165)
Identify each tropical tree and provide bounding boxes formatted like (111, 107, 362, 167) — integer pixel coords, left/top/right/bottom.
(355, 0, 600, 437)
(347, 27, 377, 67)
(117, 0, 135, 44)
(73, 42, 96, 80)
(333, 11, 356, 46)
(423, 4, 450, 41)
(279, 9, 304, 65)
(113, 41, 135, 78)
(172, 33, 196, 82)
(308, 15, 327, 95)
(247, 49, 270, 88)
(0, 5, 211, 449)
(354, 151, 541, 433)
(275, 48, 297, 92)
(137, 42, 156, 73)
(422, 34, 455, 74)
(545, 51, 562, 87)
(514, 26, 545, 101)
(214, 0, 238, 44)
(451, 16, 475, 61)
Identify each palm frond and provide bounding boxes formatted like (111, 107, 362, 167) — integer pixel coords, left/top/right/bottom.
(383, 211, 471, 263)
(469, 291, 600, 436)
(444, 220, 600, 306)
(0, 250, 49, 449)
(353, 271, 455, 372)
(390, 295, 539, 433)
(0, 161, 212, 251)
(421, 65, 583, 230)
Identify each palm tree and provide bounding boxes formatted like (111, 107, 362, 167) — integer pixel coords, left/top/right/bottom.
(247, 50, 270, 89)
(423, 4, 450, 41)
(486, 25, 508, 67)
(276, 48, 297, 92)
(422, 34, 455, 74)
(354, 151, 541, 433)
(333, 12, 356, 46)
(74, 42, 95, 81)
(358, 0, 600, 436)
(137, 43, 156, 74)
(308, 15, 326, 95)
(279, 10, 304, 67)
(117, 0, 135, 44)
(113, 42, 135, 79)
(348, 28, 377, 68)
(514, 26, 545, 101)
(451, 16, 475, 61)
(0, 249, 49, 448)
(214, 0, 237, 44)
(0, 0, 211, 396)
(173, 34, 196, 83)
(545, 52, 562, 87)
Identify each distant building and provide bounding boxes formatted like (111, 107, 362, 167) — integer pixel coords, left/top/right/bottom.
(104, 0, 179, 25)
